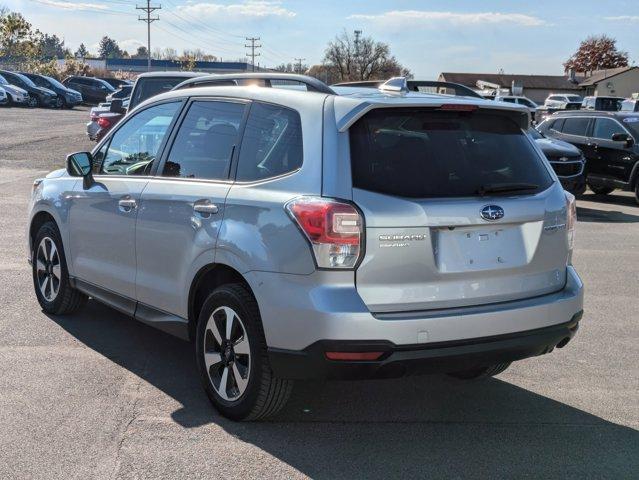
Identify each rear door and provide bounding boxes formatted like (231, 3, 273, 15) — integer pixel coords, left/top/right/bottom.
(135, 98, 247, 317)
(347, 107, 569, 313)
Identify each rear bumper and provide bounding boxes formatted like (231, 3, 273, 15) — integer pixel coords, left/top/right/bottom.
(269, 312, 581, 380)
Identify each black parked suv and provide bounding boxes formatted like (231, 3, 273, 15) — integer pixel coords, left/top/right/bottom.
(22, 72, 83, 108)
(62, 76, 115, 104)
(0, 70, 58, 107)
(538, 111, 639, 203)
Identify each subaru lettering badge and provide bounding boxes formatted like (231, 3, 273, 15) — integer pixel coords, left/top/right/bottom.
(480, 205, 505, 221)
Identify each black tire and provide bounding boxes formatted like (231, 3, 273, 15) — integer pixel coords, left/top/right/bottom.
(588, 183, 614, 195)
(196, 283, 293, 421)
(634, 182, 639, 206)
(55, 96, 64, 109)
(32, 221, 87, 315)
(447, 362, 511, 380)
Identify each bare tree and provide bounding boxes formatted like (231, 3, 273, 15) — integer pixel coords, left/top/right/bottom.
(322, 31, 410, 82)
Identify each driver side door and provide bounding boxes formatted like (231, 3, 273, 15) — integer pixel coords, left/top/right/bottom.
(68, 101, 182, 309)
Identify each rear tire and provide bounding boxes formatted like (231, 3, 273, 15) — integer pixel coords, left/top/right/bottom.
(634, 182, 639, 205)
(447, 362, 511, 380)
(588, 183, 614, 195)
(32, 221, 87, 315)
(195, 283, 293, 421)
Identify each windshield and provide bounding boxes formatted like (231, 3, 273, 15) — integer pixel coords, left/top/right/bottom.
(350, 108, 552, 198)
(566, 95, 582, 102)
(44, 76, 66, 89)
(621, 117, 639, 138)
(527, 127, 544, 140)
(14, 73, 36, 88)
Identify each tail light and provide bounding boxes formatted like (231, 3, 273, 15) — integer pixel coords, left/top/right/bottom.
(97, 117, 112, 129)
(285, 197, 363, 269)
(565, 191, 576, 252)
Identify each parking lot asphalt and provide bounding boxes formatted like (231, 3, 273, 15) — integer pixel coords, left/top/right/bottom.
(0, 108, 637, 479)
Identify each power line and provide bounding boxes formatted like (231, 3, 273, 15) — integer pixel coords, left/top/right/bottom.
(245, 37, 261, 72)
(137, 0, 161, 71)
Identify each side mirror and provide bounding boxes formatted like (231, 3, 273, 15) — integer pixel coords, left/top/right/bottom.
(110, 98, 126, 114)
(611, 132, 634, 147)
(66, 152, 94, 188)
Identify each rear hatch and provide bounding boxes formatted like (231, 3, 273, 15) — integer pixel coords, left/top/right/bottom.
(348, 106, 570, 313)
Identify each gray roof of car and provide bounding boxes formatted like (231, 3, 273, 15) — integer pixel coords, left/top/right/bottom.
(135, 83, 531, 131)
(135, 71, 208, 79)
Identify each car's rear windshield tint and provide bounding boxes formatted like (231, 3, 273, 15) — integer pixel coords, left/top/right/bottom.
(349, 108, 552, 198)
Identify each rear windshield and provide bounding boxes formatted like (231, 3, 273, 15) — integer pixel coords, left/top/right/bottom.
(130, 77, 189, 108)
(349, 108, 552, 198)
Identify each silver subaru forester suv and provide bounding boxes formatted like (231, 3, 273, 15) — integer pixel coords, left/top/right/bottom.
(27, 75, 584, 421)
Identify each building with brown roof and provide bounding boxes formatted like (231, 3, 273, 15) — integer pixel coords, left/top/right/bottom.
(438, 67, 639, 103)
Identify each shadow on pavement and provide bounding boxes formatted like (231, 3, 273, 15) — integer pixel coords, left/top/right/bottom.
(577, 191, 637, 208)
(576, 206, 639, 223)
(48, 301, 639, 478)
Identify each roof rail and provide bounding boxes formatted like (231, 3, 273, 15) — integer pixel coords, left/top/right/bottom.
(378, 77, 409, 93)
(172, 73, 336, 95)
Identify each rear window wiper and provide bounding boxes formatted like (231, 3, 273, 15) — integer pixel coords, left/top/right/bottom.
(476, 183, 539, 196)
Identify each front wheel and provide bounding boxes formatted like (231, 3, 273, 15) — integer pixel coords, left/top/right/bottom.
(588, 183, 614, 195)
(196, 283, 293, 421)
(447, 362, 511, 380)
(32, 221, 87, 314)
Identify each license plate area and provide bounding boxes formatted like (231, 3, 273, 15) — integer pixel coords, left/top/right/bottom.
(433, 225, 528, 273)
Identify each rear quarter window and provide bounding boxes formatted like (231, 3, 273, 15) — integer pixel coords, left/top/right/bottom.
(349, 108, 552, 198)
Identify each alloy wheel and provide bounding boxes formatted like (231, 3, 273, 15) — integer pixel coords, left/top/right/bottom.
(36, 237, 61, 302)
(203, 306, 251, 401)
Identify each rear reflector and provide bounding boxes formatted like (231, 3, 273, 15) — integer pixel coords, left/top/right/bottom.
(325, 351, 384, 361)
(439, 104, 478, 111)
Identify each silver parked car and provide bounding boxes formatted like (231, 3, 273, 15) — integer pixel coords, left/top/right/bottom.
(27, 76, 584, 421)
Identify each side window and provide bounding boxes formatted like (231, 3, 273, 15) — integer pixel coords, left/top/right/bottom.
(561, 118, 589, 137)
(100, 102, 180, 175)
(592, 118, 624, 140)
(549, 118, 564, 133)
(163, 100, 245, 180)
(501, 98, 516, 103)
(236, 102, 303, 182)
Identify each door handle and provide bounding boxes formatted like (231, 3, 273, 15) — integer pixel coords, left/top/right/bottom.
(193, 201, 219, 215)
(118, 197, 137, 212)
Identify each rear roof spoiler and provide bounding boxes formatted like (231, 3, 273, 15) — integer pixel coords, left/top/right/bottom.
(172, 73, 336, 95)
(334, 100, 530, 132)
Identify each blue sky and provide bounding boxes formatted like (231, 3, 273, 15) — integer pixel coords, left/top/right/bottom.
(4, 0, 639, 77)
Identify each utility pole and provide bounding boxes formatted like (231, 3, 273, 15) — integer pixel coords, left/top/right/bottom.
(294, 57, 306, 74)
(245, 37, 261, 72)
(354, 30, 362, 80)
(137, 1, 161, 71)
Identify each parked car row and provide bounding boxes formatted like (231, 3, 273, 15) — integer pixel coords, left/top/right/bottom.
(0, 71, 135, 109)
